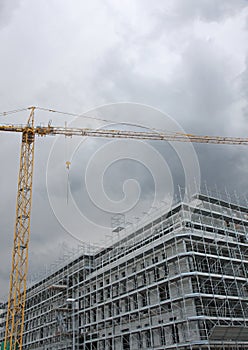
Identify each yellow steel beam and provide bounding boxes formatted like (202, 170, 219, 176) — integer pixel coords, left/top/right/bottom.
(1, 124, 248, 145)
(4, 108, 35, 350)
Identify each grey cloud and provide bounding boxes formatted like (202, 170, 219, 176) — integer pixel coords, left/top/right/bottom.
(87, 26, 248, 199)
(122, 0, 248, 43)
(0, 0, 248, 298)
(0, 0, 20, 29)
(171, 39, 236, 133)
(93, 37, 236, 133)
(195, 143, 248, 201)
(241, 58, 248, 118)
(172, 0, 248, 22)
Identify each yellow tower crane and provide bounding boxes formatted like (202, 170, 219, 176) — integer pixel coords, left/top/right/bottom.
(1, 107, 248, 350)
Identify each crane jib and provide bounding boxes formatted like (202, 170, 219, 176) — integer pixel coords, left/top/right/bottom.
(0, 124, 248, 145)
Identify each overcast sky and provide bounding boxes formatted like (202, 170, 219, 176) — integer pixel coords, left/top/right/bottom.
(0, 0, 248, 298)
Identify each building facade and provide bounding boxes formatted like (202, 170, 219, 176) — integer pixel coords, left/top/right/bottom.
(1, 193, 248, 349)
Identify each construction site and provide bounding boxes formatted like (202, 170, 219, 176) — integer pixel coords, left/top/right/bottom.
(1, 0, 247, 349)
(1, 107, 248, 350)
(1, 188, 248, 349)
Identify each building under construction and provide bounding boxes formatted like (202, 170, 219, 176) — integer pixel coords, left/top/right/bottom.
(1, 190, 248, 350)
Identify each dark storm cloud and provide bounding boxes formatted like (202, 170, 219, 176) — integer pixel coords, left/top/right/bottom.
(170, 39, 237, 133)
(87, 3, 248, 203)
(93, 36, 237, 133)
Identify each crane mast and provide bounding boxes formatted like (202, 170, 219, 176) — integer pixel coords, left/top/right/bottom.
(1, 107, 248, 349)
(4, 108, 35, 350)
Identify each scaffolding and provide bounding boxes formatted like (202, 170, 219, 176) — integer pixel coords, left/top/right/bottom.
(1, 187, 248, 349)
